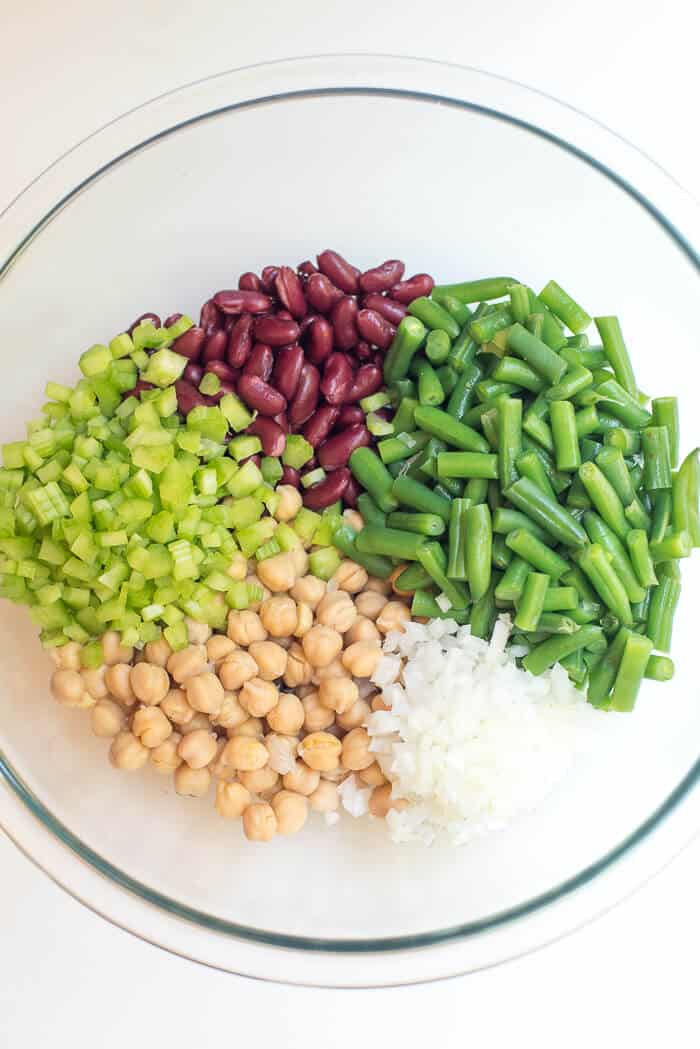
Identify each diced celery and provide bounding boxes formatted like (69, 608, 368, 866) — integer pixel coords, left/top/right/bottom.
(292, 507, 321, 544)
(79, 344, 112, 378)
(227, 460, 263, 499)
(110, 332, 134, 359)
(164, 620, 188, 650)
(229, 435, 262, 462)
(177, 430, 201, 454)
(2, 442, 27, 469)
(261, 456, 283, 485)
(81, 640, 105, 668)
(165, 315, 194, 339)
(236, 518, 277, 559)
(186, 406, 228, 444)
(146, 511, 175, 544)
(45, 382, 73, 404)
(282, 435, 313, 469)
(301, 467, 326, 489)
(199, 373, 221, 396)
(309, 547, 342, 580)
(219, 393, 254, 432)
(275, 522, 302, 551)
(228, 497, 264, 530)
(255, 539, 281, 561)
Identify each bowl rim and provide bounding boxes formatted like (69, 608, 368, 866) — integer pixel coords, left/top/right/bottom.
(1, 53, 698, 984)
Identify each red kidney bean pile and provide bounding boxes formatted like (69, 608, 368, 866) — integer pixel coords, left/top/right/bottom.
(127, 252, 434, 510)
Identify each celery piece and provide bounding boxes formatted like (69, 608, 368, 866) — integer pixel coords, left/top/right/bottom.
(236, 518, 277, 559)
(282, 435, 313, 469)
(292, 508, 321, 544)
(141, 348, 187, 388)
(261, 457, 283, 486)
(309, 547, 342, 580)
(229, 435, 262, 462)
(255, 539, 281, 561)
(165, 315, 194, 339)
(226, 581, 250, 610)
(109, 332, 134, 359)
(2, 442, 27, 469)
(110, 359, 138, 393)
(219, 393, 254, 432)
(199, 373, 221, 396)
(227, 460, 263, 499)
(186, 406, 228, 444)
(146, 511, 175, 544)
(228, 497, 264, 530)
(45, 382, 73, 404)
(79, 344, 112, 378)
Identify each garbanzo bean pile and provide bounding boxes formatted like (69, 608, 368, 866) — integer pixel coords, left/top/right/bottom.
(49, 499, 410, 841)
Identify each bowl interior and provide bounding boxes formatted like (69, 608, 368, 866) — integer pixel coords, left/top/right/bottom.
(1, 88, 698, 945)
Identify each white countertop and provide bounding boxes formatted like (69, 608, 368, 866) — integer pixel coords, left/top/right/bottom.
(1, 2, 698, 1045)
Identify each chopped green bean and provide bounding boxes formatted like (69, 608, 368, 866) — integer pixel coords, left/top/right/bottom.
(416, 541, 470, 609)
(514, 572, 549, 631)
(432, 277, 517, 304)
(492, 506, 555, 546)
(504, 528, 569, 579)
(469, 306, 514, 345)
(523, 625, 605, 676)
(470, 577, 498, 639)
(578, 461, 629, 540)
(356, 493, 386, 528)
(494, 555, 530, 603)
(415, 360, 445, 407)
(641, 426, 672, 491)
(583, 511, 646, 603)
(446, 363, 482, 421)
(491, 533, 512, 569)
(413, 405, 489, 453)
(542, 586, 578, 611)
(408, 297, 460, 339)
(392, 475, 451, 521)
(491, 357, 546, 393)
(447, 497, 469, 580)
(506, 324, 568, 385)
(424, 329, 452, 365)
(394, 563, 433, 592)
(331, 524, 393, 579)
(383, 316, 428, 384)
(550, 400, 581, 472)
(651, 397, 679, 468)
(465, 477, 489, 504)
(386, 511, 445, 536)
(377, 431, 431, 465)
(650, 489, 672, 545)
(355, 525, 426, 562)
(391, 396, 419, 435)
(626, 529, 657, 588)
(464, 503, 492, 602)
(644, 654, 674, 682)
(349, 447, 399, 513)
(609, 633, 653, 712)
(411, 589, 470, 624)
(595, 379, 651, 429)
(539, 280, 592, 335)
(673, 448, 700, 546)
(574, 543, 633, 626)
(649, 530, 692, 562)
(497, 398, 523, 488)
(594, 316, 637, 397)
(647, 576, 681, 652)
(595, 447, 636, 506)
(604, 427, 641, 456)
(504, 476, 588, 547)
(437, 451, 499, 480)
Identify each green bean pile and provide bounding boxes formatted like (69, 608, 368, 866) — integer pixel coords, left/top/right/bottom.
(332, 276, 699, 712)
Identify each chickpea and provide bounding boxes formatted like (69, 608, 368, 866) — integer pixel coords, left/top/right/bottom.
(109, 731, 149, 771)
(341, 727, 374, 771)
(290, 546, 308, 577)
(208, 739, 237, 782)
(320, 766, 351, 784)
(319, 677, 359, 715)
(222, 735, 268, 772)
(316, 591, 357, 633)
(312, 656, 349, 683)
(218, 649, 258, 691)
(342, 640, 382, 679)
(248, 640, 287, 682)
(371, 694, 392, 712)
(302, 625, 343, 668)
(227, 717, 264, 739)
(355, 591, 388, 621)
(150, 733, 182, 774)
(160, 688, 194, 726)
(266, 693, 304, 735)
(141, 638, 170, 668)
(343, 509, 364, 532)
(368, 783, 409, 818)
(215, 780, 251, 819)
(309, 780, 339, 813)
(337, 698, 372, 732)
(129, 663, 169, 706)
(265, 734, 298, 775)
(225, 551, 248, 581)
(132, 706, 172, 748)
(166, 644, 207, 683)
(50, 641, 83, 671)
(302, 690, 335, 733)
(271, 790, 308, 835)
(90, 699, 126, 737)
(242, 802, 277, 842)
(239, 677, 278, 718)
(206, 635, 236, 665)
(104, 663, 136, 706)
(376, 600, 411, 635)
(256, 551, 297, 593)
(177, 729, 218, 770)
(239, 765, 279, 793)
(178, 711, 213, 735)
(333, 560, 368, 594)
(365, 576, 393, 596)
(282, 760, 320, 796)
(101, 630, 134, 666)
(227, 609, 267, 646)
(358, 762, 387, 787)
(174, 764, 211, 797)
(299, 731, 342, 772)
(81, 666, 109, 700)
(283, 642, 313, 688)
(185, 617, 212, 645)
(185, 671, 224, 716)
(212, 691, 248, 730)
(273, 484, 302, 522)
(50, 669, 93, 709)
(259, 595, 297, 638)
(293, 602, 313, 638)
(290, 575, 326, 610)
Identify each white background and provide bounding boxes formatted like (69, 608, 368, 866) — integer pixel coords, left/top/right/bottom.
(1, 1, 698, 1045)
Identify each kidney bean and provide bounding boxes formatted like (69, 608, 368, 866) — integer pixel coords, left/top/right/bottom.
(359, 259, 405, 293)
(126, 380, 155, 399)
(306, 316, 334, 366)
(305, 273, 344, 314)
(260, 266, 280, 293)
(276, 309, 293, 322)
(274, 266, 307, 319)
(272, 344, 304, 401)
(247, 416, 286, 457)
(244, 343, 274, 381)
(298, 313, 318, 337)
(330, 296, 359, 350)
(288, 362, 320, 428)
(273, 411, 290, 434)
(128, 312, 161, 334)
(254, 315, 300, 347)
(375, 406, 393, 422)
(361, 293, 407, 326)
(317, 250, 359, 295)
(335, 405, 364, 429)
(321, 352, 354, 405)
(163, 312, 182, 328)
(355, 340, 373, 362)
(201, 329, 227, 364)
(240, 454, 262, 469)
(227, 314, 254, 368)
(356, 309, 396, 349)
(171, 325, 205, 361)
(205, 360, 237, 383)
(281, 465, 300, 487)
(213, 289, 273, 314)
(389, 273, 434, 304)
(303, 467, 351, 510)
(348, 363, 383, 402)
(344, 475, 361, 508)
(239, 271, 262, 292)
(237, 374, 286, 417)
(302, 404, 340, 448)
(200, 299, 222, 334)
(297, 260, 318, 277)
(183, 363, 203, 386)
(317, 425, 371, 470)
(175, 380, 209, 415)
(223, 314, 237, 333)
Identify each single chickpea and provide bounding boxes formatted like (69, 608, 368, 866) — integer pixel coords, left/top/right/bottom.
(226, 551, 248, 581)
(239, 677, 278, 718)
(283, 643, 313, 688)
(150, 733, 182, 774)
(209, 739, 237, 782)
(316, 591, 357, 633)
(283, 760, 320, 796)
(290, 575, 326, 610)
(318, 677, 359, 715)
(265, 734, 298, 775)
(242, 802, 277, 842)
(312, 656, 349, 683)
(215, 780, 251, 819)
(239, 765, 279, 793)
(160, 688, 194, 726)
(343, 509, 364, 532)
(104, 663, 136, 706)
(144, 637, 172, 668)
(358, 762, 387, 787)
(342, 640, 382, 679)
(354, 591, 388, 621)
(302, 690, 335, 733)
(293, 602, 313, 638)
(185, 671, 224, 716)
(50, 669, 93, 709)
(320, 766, 351, 784)
(227, 717, 264, 739)
(271, 790, 308, 835)
(101, 630, 134, 666)
(206, 635, 236, 665)
(259, 595, 298, 638)
(81, 667, 109, 700)
(174, 764, 211, 797)
(299, 731, 342, 772)
(274, 485, 302, 522)
(337, 698, 372, 732)
(109, 731, 149, 771)
(222, 735, 268, 772)
(130, 663, 169, 706)
(212, 692, 248, 730)
(376, 601, 411, 635)
(266, 693, 304, 735)
(166, 644, 207, 683)
(365, 576, 393, 596)
(178, 711, 213, 735)
(308, 780, 339, 813)
(332, 560, 368, 594)
(341, 727, 374, 771)
(132, 706, 172, 748)
(227, 609, 267, 646)
(368, 783, 409, 818)
(90, 699, 126, 737)
(185, 617, 212, 645)
(256, 551, 297, 593)
(248, 640, 287, 682)
(302, 625, 343, 668)
(218, 649, 258, 691)
(344, 616, 381, 644)
(177, 729, 218, 770)
(50, 641, 83, 671)
(371, 694, 392, 712)
(290, 547, 308, 577)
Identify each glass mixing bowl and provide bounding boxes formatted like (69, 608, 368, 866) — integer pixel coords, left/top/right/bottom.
(1, 55, 698, 987)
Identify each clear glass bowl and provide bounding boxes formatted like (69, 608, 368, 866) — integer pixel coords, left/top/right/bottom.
(1, 56, 698, 987)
